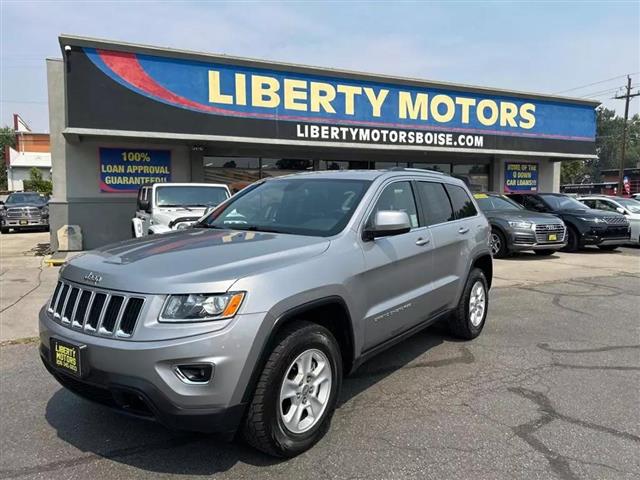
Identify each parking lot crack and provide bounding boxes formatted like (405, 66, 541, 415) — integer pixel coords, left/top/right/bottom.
(0, 258, 45, 315)
(537, 343, 640, 354)
(551, 362, 640, 371)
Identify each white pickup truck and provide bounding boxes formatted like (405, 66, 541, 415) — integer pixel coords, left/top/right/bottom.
(132, 183, 231, 237)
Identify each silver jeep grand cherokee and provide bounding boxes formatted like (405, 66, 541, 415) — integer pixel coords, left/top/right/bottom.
(40, 169, 492, 457)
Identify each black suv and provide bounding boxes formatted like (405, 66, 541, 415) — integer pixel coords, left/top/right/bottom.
(507, 193, 630, 251)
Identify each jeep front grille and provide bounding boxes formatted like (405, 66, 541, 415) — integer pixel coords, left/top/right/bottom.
(48, 280, 145, 338)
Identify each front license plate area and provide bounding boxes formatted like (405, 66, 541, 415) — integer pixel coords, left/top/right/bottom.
(548, 234, 557, 241)
(50, 338, 86, 377)
(19, 220, 28, 225)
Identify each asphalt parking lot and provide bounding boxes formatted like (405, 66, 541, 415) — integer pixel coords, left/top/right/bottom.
(0, 232, 639, 479)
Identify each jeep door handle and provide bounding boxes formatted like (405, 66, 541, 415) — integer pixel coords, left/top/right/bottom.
(458, 227, 470, 234)
(415, 237, 430, 246)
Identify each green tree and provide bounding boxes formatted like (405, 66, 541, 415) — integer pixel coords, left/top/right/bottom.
(562, 107, 640, 184)
(561, 159, 591, 185)
(23, 167, 52, 195)
(0, 126, 15, 190)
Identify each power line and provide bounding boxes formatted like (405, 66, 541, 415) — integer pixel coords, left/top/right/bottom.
(554, 73, 640, 95)
(580, 87, 624, 98)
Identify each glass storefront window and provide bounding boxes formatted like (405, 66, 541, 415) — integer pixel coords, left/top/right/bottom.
(373, 161, 408, 169)
(261, 158, 313, 178)
(203, 157, 261, 192)
(411, 163, 452, 174)
(452, 164, 490, 192)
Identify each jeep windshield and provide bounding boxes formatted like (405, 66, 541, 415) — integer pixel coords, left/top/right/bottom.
(155, 186, 228, 208)
(199, 178, 371, 237)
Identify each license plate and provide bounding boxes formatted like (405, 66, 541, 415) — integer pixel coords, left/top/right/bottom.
(548, 234, 557, 241)
(50, 338, 85, 377)
(19, 220, 28, 225)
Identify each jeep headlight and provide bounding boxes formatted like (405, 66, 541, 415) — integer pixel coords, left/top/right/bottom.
(507, 220, 534, 230)
(160, 292, 245, 322)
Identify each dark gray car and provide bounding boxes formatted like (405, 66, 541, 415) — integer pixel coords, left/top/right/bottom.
(474, 193, 566, 257)
(39, 169, 492, 457)
(0, 192, 49, 233)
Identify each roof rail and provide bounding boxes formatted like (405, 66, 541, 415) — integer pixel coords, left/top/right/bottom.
(387, 167, 446, 175)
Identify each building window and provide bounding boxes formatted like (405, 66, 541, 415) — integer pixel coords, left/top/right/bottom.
(261, 158, 313, 177)
(373, 161, 408, 169)
(411, 163, 452, 174)
(318, 160, 370, 170)
(452, 164, 489, 192)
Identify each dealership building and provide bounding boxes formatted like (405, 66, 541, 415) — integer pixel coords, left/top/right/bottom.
(47, 35, 599, 250)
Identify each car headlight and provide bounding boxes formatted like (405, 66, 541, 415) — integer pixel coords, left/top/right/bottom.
(0, 209, 5, 218)
(507, 220, 534, 230)
(578, 217, 605, 224)
(40, 206, 49, 217)
(160, 292, 245, 322)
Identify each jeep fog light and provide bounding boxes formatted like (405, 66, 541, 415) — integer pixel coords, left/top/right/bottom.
(160, 292, 245, 322)
(174, 364, 214, 384)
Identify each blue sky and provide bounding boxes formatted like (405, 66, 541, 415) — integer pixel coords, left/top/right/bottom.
(1, 0, 638, 132)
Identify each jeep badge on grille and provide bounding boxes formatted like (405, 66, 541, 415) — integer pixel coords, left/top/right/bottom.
(83, 272, 102, 284)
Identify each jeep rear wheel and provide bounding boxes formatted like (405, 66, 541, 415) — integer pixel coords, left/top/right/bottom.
(242, 321, 342, 457)
(448, 268, 489, 340)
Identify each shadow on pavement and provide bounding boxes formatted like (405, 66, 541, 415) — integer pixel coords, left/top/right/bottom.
(44, 323, 458, 474)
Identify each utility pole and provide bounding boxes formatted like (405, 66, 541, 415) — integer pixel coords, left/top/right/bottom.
(614, 76, 640, 194)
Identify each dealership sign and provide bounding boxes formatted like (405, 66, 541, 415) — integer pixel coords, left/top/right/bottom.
(63, 38, 597, 156)
(504, 162, 538, 192)
(99, 148, 170, 192)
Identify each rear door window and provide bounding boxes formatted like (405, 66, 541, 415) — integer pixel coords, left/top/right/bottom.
(415, 182, 454, 225)
(444, 184, 477, 219)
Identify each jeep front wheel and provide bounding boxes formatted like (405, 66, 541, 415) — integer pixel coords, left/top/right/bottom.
(242, 321, 342, 457)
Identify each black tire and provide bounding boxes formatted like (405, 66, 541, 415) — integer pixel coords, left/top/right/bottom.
(534, 249, 555, 256)
(448, 268, 489, 340)
(597, 245, 618, 251)
(490, 229, 508, 258)
(562, 225, 580, 252)
(0, 227, 9, 234)
(242, 321, 343, 458)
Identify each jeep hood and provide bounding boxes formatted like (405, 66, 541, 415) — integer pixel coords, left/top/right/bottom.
(61, 229, 330, 294)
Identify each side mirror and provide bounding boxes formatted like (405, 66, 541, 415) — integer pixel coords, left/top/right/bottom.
(139, 199, 151, 213)
(363, 210, 411, 241)
(616, 206, 626, 215)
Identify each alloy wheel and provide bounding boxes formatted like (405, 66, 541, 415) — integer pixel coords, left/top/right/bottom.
(279, 348, 332, 434)
(469, 280, 486, 327)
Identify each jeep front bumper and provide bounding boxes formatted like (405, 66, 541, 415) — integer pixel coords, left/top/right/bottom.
(39, 306, 267, 434)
